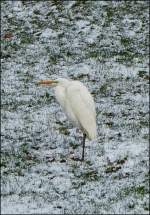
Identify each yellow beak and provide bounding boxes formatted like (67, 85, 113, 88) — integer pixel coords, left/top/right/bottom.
(37, 80, 58, 85)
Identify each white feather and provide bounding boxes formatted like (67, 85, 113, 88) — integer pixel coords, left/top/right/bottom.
(54, 79, 96, 140)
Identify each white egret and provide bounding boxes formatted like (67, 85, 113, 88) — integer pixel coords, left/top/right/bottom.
(38, 78, 96, 161)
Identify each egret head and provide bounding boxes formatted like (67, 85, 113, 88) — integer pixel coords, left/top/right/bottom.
(37, 78, 70, 87)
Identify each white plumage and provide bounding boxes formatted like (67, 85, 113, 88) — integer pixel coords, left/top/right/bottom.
(55, 78, 96, 140)
(38, 78, 97, 161)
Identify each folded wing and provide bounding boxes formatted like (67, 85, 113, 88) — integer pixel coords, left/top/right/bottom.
(66, 82, 96, 140)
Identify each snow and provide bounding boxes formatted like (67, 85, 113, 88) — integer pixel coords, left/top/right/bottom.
(1, 0, 149, 214)
(40, 28, 58, 39)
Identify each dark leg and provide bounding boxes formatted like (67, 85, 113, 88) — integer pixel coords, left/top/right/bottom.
(81, 133, 86, 161)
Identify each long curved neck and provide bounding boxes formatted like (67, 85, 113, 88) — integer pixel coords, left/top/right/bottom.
(54, 85, 66, 109)
(59, 79, 71, 88)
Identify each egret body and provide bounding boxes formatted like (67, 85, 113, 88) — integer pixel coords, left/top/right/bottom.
(38, 78, 96, 161)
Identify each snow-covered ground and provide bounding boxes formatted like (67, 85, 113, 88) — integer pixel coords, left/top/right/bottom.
(1, 1, 149, 214)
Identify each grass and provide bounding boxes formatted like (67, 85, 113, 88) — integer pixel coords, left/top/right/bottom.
(20, 33, 34, 44)
(1, 0, 149, 213)
(118, 184, 149, 199)
(1, 144, 40, 176)
(80, 170, 100, 181)
(69, 141, 80, 149)
(58, 126, 70, 136)
(121, 37, 132, 46)
(138, 70, 147, 78)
